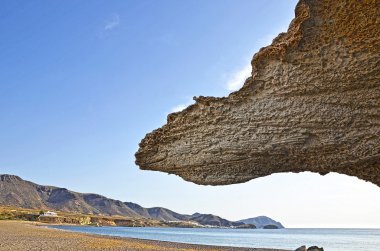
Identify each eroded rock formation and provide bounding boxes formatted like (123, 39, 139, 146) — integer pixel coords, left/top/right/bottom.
(136, 0, 380, 186)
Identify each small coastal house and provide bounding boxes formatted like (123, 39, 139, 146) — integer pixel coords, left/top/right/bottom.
(42, 211, 58, 217)
(38, 211, 60, 223)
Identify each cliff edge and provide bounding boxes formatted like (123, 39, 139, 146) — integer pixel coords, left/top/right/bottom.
(136, 0, 380, 186)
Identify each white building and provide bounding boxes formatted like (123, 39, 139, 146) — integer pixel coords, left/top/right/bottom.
(42, 211, 58, 217)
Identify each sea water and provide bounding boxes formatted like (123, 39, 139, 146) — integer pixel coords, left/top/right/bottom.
(50, 226, 380, 251)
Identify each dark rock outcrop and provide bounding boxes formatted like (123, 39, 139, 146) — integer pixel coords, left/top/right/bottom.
(295, 246, 306, 251)
(307, 247, 324, 251)
(135, 0, 380, 186)
(263, 225, 279, 229)
(295, 245, 324, 251)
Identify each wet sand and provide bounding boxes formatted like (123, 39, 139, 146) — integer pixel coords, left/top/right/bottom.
(0, 220, 289, 251)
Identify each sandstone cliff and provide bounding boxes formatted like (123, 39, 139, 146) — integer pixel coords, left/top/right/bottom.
(136, 0, 380, 186)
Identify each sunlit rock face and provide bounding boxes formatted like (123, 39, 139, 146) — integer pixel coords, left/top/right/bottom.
(135, 0, 380, 186)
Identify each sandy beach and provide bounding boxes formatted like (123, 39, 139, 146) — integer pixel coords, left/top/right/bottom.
(0, 221, 289, 251)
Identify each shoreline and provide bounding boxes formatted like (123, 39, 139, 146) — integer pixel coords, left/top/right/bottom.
(0, 220, 290, 251)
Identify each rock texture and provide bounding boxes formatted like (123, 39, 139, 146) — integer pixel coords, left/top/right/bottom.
(135, 0, 380, 186)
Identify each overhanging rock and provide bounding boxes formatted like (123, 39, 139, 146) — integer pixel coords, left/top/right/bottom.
(136, 0, 380, 186)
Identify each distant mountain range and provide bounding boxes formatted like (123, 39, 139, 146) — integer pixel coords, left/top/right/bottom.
(0, 174, 284, 228)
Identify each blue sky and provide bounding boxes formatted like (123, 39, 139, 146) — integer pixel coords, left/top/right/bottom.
(1, 0, 380, 228)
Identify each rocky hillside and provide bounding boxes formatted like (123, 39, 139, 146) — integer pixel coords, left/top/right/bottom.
(238, 216, 284, 229)
(0, 174, 282, 228)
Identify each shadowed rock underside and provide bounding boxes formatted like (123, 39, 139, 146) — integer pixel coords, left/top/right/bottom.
(136, 0, 380, 186)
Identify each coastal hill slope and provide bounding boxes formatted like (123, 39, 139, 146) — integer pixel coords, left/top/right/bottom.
(0, 174, 282, 228)
(238, 216, 284, 229)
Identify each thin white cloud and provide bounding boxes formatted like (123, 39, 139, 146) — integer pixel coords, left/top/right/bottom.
(224, 25, 289, 92)
(104, 14, 120, 31)
(226, 63, 252, 92)
(170, 98, 194, 113)
(170, 104, 189, 113)
(255, 26, 288, 50)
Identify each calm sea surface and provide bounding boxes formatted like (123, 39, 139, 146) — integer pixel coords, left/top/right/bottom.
(50, 226, 380, 251)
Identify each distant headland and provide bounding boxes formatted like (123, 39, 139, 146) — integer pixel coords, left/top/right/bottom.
(0, 174, 283, 229)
